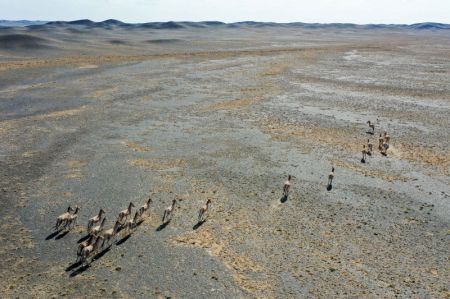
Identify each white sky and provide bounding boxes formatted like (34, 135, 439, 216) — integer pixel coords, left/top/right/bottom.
(1, 0, 449, 24)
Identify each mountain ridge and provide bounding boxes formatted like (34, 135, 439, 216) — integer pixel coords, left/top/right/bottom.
(1, 19, 449, 30)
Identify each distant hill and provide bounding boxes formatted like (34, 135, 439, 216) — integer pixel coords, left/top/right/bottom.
(0, 19, 449, 30)
(409, 22, 450, 30)
(0, 34, 54, 50)
(0, 20, 48, 27)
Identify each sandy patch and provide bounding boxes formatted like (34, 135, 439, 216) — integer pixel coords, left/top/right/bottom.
(36, 106, 88, 120)
(332, 159, 409, 182)
(124, 141, 151, 152)
(0, 216, 35, 254)
(262, 63, 288, 76)
(0, 106, 89, 135)
(173, 227, 271, 294)
(394, 143, 450, 175)
(64, 160, 87, 180)
(0, 107, 88, 138)
(0, 81, 56, 94)
(158, 172, 185, 186)
(65, 173, 83, 179)
(172, 179, 272, 295)
(22, 151, 37, 158)
(66, 160, 87, 169)
(0, 46, 347, 73)
(260, 117, 449, 175)
(206, 97, 262, 111)
(78, 64, 98, 69)
(259, 117, 361, 152)
(91, 87, 118, 99)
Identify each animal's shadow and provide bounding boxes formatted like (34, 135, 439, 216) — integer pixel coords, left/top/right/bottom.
(361, 158, 366, 164)
(280, 195, 288, 203)
(66, 261, 82, 272)
(55, 230, 70, 240)
(91, 246, 111, 261)
(69, 246, 111, 276)
(77, 234, 90, 243)
(70, 264, 90, 277)
(381, 152, 387, 156)
(327, 184, 333, 191)
(116, 234, 131, 246)
(45, 230, 61, 240)
(366, 131, 374, 135)
(193, 219, 206, 230)
(156, 221, 170, 231)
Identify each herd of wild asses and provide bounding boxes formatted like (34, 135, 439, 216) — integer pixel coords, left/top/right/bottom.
(53, 196, 213, 268)
(362, 120, 391, 163)
(53, 198, 153, 265)
(51, 119, 391, 269)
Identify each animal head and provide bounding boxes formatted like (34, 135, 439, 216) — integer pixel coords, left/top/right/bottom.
(147, 198, 152, 204)
(129, 202, 135, 208)
(206, 198, 212, 205)
(172, 199, 177, 205)
(288, 175, 292, 181)
(74, 206, 80, 213)
(99, 208, 105, 215)
(332, 167, 335, 172)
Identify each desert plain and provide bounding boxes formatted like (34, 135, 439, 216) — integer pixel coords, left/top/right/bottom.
(0, 21, 449, 298)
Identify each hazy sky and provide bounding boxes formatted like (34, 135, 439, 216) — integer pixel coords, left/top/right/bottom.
(1, 0, 449, 24)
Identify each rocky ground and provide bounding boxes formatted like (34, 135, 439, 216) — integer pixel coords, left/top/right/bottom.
(0, 24, 449, 298)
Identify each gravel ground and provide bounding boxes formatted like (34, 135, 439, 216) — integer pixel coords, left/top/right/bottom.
(0, 25, 449, 298)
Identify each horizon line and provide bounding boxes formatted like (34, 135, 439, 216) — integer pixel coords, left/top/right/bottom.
(1, 19, 450, 26)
